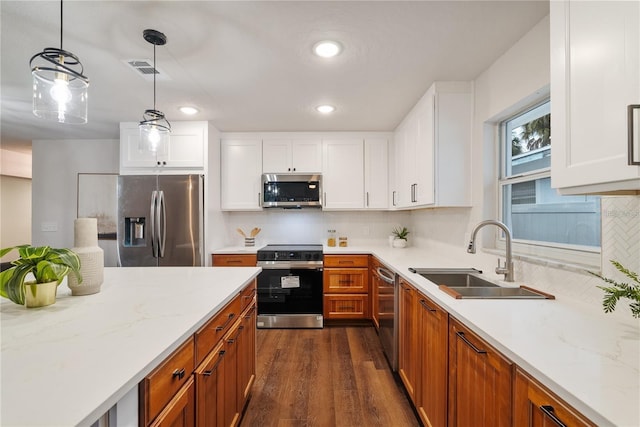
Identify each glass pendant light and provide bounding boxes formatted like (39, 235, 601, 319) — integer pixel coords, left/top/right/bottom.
(139, 29, 171, 153)
(30, 0, 89, 124)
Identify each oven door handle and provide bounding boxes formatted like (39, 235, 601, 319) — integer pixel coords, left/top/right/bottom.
(257, 262, 323, 270)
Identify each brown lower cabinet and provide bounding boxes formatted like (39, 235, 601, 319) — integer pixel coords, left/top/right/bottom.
(140, 280, 256, 427)
(323, 255, 370, 320)
(150, 376, 195, 427)
(514, 368, 596, 427)
(398, 279, 419, 402)
(416, 295, 448, 427)
(448, 318, 513, 427)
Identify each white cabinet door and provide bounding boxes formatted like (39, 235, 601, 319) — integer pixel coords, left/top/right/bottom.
(120, 121, 207, 174)
(221, 139, 262, 210)
(291, 139, 322, 173)
(364, 138, 389, 209)
(551, 1, 640, 194)
(262, 139, 291, 173)
(262, 139, 322, 173)
(322, 139, 364, 209)
(391, 82, 472, 208)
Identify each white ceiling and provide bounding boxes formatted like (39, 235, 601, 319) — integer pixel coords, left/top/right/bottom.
(0, 1, 549, 152)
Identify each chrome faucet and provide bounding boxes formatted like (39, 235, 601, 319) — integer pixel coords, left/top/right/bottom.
(467, 220, 514, 282)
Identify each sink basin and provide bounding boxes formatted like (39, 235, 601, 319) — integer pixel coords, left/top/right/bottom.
(409, 268, 498, 288)
(439, 286, 553, 299)
(409, 267, 555, 300)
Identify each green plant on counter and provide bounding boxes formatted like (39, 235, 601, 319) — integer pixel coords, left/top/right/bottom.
(589, 260, 640, 319)
(0, 245, 82, 305)
(392, 226, 410, 240)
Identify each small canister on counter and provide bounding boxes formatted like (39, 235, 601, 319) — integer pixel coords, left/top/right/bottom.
(339, 236, 348, 247)
(327, 230, 336, 247)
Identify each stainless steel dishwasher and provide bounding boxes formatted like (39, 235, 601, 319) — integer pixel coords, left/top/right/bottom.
(375, 264, 398, 371)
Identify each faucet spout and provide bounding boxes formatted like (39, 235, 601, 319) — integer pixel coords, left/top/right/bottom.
(467, 219, 514, 282)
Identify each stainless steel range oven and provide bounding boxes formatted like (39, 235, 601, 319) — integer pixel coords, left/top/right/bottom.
(256, 244, 324, 329)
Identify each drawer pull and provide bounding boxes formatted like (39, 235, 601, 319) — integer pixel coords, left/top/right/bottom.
(172, 368, 186, 380)
(203, 350, 226, 375)
(456, 331, 487, 354)
(244, 305, 256, 319)
(419, 299, 436, 313)
(215, 313, 235, 331)
(338, 260, 354, 264)
(228, 260, 243, 264)
(338, 280, 354, 284)
(539, 405, 567, 427)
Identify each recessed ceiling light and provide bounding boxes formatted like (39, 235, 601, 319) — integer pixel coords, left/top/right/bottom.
(316, 105, 336, 114)
(179, 106, 199, 115)
(313, 41, 342, 58)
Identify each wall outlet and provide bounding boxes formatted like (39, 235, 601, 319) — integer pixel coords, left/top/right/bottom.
(41, 222, 58, 232)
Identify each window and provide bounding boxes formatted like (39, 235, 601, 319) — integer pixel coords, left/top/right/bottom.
(499, 100, 601, 263)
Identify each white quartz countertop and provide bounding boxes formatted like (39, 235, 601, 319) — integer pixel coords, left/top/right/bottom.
(1, 266, 261, 427)
(214, 243, 640, 426)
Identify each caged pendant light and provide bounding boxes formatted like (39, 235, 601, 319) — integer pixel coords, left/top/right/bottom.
(30, 0, 89, 124)
(138, 29, 171, 153)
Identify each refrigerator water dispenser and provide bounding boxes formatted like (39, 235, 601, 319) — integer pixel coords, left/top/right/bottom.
(124, 217, 146, 247)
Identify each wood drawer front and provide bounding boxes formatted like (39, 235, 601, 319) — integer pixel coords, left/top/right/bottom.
(323, 254, 369, 268)
(240, 280, 257, 311)
(323, 268, 369, 293)
(149, 376, 195, 427)
(141, 337, 195, 426)
(195, 295, 241, 365)
(212, 254, 257, 266)
(324, 294, 370, 319)
(514, 369, 596, 427)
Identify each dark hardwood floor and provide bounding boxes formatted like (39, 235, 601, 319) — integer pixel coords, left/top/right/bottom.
(240, 326, 420, 427)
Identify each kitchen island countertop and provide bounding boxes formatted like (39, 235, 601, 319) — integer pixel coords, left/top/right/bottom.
(0, 266, 261, 427)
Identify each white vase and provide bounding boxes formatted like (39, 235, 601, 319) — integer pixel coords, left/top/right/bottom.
(393, 238, 407, 248)
(68, 218, 104, 296)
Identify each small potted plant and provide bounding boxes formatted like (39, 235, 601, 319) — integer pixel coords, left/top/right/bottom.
(392, 226, 410, 248)
(0, 245, 82, 308)
(590, 260, 639, 319)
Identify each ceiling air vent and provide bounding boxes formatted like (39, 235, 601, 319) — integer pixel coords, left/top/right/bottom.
(123, 59, 170, 82)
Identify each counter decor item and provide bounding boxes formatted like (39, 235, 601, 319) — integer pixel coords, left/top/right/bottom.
(327, 229, 336, 247)
(339, 236, 348, 247)
(237, 227, 261, 247)
(67, 218, 104, 296)
(392, 226, 409, 248)
(590, 260, 640, 318)
(0, 245, 82, 308)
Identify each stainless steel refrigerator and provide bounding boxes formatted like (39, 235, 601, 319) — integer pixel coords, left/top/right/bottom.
(117, 174, 204, 267)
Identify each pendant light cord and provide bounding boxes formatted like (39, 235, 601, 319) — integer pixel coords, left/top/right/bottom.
(60, 0, 63, 51)
(153, 44, 157, 110)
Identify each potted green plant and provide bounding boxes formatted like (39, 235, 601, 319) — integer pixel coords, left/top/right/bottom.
(589, 260, 639, 319)
(0, 245, 82, 308)
(392, 226, 410, 248)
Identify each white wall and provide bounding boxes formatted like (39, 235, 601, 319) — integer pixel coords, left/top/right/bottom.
(31, 139, 119, 248)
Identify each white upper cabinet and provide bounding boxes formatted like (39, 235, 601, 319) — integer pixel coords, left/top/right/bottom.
(322, 138, 364, 209)
(550, 1, 640, 194)
(120, 121, 207, 174)
(262, 139, 322, 173)
(220, 138, 262, 211)
(392, 82, 472, 208)
(364, 138, 389, 209)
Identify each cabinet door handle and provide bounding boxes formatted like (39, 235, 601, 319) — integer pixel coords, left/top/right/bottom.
(456, 331, 487, 354)
(392, 191, 397, 206)
(203, 350, 226, 375)
(258, 192, 261, 207)
(539, 405, 567, 427)
(419, 299, 436, 313)
(629, 104, 640, 165)
(215, 313, 235, 331)
(366, 192, 369, 207)
(172, 368, 186, 380)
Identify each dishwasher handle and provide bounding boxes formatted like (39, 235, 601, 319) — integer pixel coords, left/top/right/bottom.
(377, 267, 396, 284)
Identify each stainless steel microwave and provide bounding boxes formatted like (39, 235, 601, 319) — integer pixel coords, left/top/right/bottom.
(261, 173, 322, 208)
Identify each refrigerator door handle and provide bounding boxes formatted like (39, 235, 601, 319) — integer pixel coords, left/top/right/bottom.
(150, 190, 158, 258)
(158, 190, 167, 258)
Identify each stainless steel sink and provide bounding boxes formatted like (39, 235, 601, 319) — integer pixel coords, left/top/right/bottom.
(441, 286, 552, 299)
(408, 268, 498, 287)
(409, 267, 554, 299)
